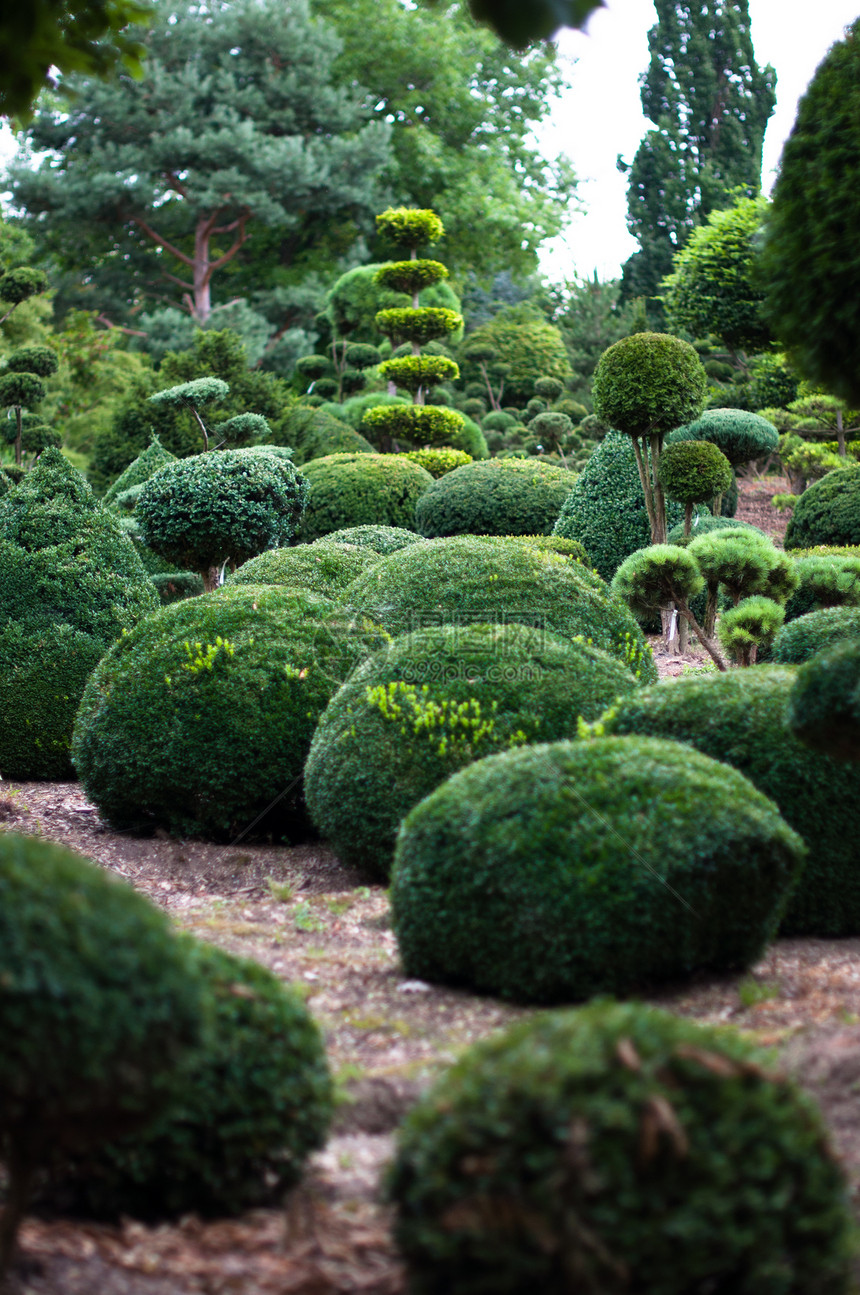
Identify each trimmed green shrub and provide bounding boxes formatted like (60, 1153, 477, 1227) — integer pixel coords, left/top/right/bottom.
(789, 640, 860, 763)
(388, 1001, 853, 1295)
(687, 529, 798, 631)
(786, 554, 860, 622)
(0, 449, 158, 779)
(511, 533, 591, 565)
(463, 310, 571, 402)
(403, 447, 472, 477)
(602, 668, 860, 936)
(658, 440, 733, 508)
(229, 541, 380, 596)
(289, 409, 377, 464)
(718, 596, 786, 666)
(553, 433, 687, 581)
(448, 414, 488, 460)
(52, 943, 332, 1220)
(0, 833, 207, 1271)
(481, 410, 517, 433)
(297, 453, 433, 542)
(137, 449, 309, 586)
(666, 513, 763, 544)
(322, 392, 408, 431)
(376, 206, 444, 247)
(345, 536, 656, 682)
(151, 571, 205, 605)
(784, 468, 860, 548)
(312, 525, 424, 554)
(375, 307, 463, 347)
(362, 403, 465, 449)
(415, 458, 576, 538)
(773, 606, 860, 664)
(379, 355, 459, 394)
(534, 375, 564, 401)
(102, 435, 177, 508)
(72, 585, 387, 839)
(391, 736, 804, 1003)
(669, 408, 779, 465)
(305, 624, 640, 879)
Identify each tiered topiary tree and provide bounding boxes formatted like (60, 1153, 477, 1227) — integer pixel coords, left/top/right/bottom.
(362, 209, 465, 452)
(0, 344, 59, 465)
(149, 377, 229, 452)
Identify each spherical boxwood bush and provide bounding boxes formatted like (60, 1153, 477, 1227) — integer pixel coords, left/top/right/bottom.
(52, 942, 332, 1220)
(785, 468, 860, 548)
(391, 736, 804, 1003)
(414, 458, 576, 538)
(305, 623, 640, 879)
(229, 541, 380, 597)
(592, 333, 707, 439)
(312, 524, 424, 554)
(0, 832, 207, 1265)
(773, 606, 860, 664)
(388, 1001, 854, 1295)
(296, 453, 434, 542)
(602, 668, 860, 936)
(345, 536, 657, 683)
(72, 584, 387, 839)
(789, 640, 860, 763)
(657, 439, 733, 507)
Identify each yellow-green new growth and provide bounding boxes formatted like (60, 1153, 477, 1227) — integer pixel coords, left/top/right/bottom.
(181, 637, 235, 675)
(365, 681, 527, 760)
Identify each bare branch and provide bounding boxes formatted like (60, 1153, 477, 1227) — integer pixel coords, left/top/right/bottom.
(131, 215, 195, 268)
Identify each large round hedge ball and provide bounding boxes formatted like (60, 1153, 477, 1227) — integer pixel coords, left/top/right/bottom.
(296, 453, 434, 542)
(668, 408, 779, 466)
(391, 737, 804, 1003)
(53, 942, 332, 1220)
(305, 624, 640, 879)
(602, 668, 860, 936)
(592, 332, 707, 439)
(344, 535, 657, 683)
(311, 524, 424, 554)
(772, 606, 860, 664)
(666, 514, 764, 545)
(657, 439, 733, 505)
(72, 585, 387, 839)
(785, 468, 860, 548)
(789, 640, 860, 763)
(388, 1001, 853, 1295)
(229, 541, 380, 596)
(414, 458, 575, 538)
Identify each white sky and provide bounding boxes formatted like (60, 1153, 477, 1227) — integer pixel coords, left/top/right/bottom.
(539, 0, 860, 282)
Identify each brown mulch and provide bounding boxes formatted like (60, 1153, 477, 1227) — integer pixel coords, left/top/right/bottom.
(734, 471, 790, 542)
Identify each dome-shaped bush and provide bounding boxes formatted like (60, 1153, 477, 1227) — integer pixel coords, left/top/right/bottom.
(392, 736, 803, 1003)
(403, 446, 472, 478)
(312, 524, 424, 554)
(658, 440, 733, 506)
(0, 832, 207, 1268)
(784, 468, 860, 548)
(784, 553, 860, 622)
(789, 640, 860, 763)
(772, 606, 860, 663)
(344, 536, 657, 683)
(291, 409, 377, 465)
(305, 624, 640, 879)
(602, 668, 860, 936)
(229, 541, 380, 597)
(0, 450, 158, 779)
(72, 585, 387, 839)
(51, 942, 332, 1220)
(592, 333, 707, 439)
(388, 1001, 853, 1295)
(415, 458, 576, 538)
(666, 514, 763, 545)
(669, 408, 779, 466)
(296, 453, 433, 542)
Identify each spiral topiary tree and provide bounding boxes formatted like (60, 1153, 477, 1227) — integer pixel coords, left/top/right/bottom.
(365, 209, 465, 451)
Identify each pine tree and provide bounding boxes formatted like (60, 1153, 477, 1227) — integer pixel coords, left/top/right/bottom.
(619, 0, 775, 313)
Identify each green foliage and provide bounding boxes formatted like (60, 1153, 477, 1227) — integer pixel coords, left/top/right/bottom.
(602, 668, 860, 936)
(325, 265, 463, 345)
(391, 736, 803, 1002)
(379, 355, 459, 394)
(534, 376, 564, 401)
(287, 408, 377, 465)
(762, 20, 860, 406)
(0, 369, 45, 409)
(306, 624, 638, 879)
(0, 265, 48, 306)
(73, 584, 387, 838)
(784, 555, 860, 622)
(789, 641, 860, 764)
(211, 412, 271, 447)
(611, 545, 704, 617)
(414, 458, 576, 538)
(375, 307, 463, 346)
(137, 450, 309, 580)
(389, 999, 852, 1295)
(784, 468, 860, 549)
(297, 453, 433, 542)
(295, 355, 334, 383)
(657, 440, 733, 504)
(374, 260, 448, 295)
(0, 449, 157, 778)
(151, 571, 205, 605)
(361, 404, 465, 449)
(313, 524, 423, 554)
(344, 343, 381, 370)
(592, 332, 707, 438)
(150, 377, 229, 416)
(669, 407, 779, 466)
(229, 541, 380, 596)
(376, 207, 444, 248)
(403, 447, 472, 477)
(481, 410, 517, 433)
(463, 307, 571, 402)
(718, 596, 785, 665)
(5, 344, 59, 378)
(345, 535, 657, 682)
(667, 514, 763, 544)
(53, 943, 332, 1219)
(688, 528, 797, 606)
(773, 607, 860, 665)
(320, 391, 406, 431)
(102, 436, 177, 508)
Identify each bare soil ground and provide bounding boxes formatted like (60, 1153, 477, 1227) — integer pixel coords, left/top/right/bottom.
(7, 478, 855, 1295)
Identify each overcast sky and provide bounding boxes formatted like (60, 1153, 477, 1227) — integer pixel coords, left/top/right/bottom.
(538, 0, 860, 283)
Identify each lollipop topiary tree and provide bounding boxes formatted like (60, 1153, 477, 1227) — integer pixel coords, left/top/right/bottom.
(659, 440, 733, 537)
(0, 346, 58, 465)
(364, 209, 465, 451)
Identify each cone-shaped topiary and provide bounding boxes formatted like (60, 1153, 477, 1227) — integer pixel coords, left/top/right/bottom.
(784, 468, 860, 548)
(391, 736, 804, 1003)
(228, 540, 381, 597)
(345, 535, 657, 682)
(296, 453, 433, 542)
(601, 668, 860, 936)
(137, 448, 309, 590)
(48, 942, 332, 1220)
(305, 624, 640, 880)
(0, 449, 158, 778)
(72, 584, 388, 839)
(773, 606, 860, 664)
(789, 640, 860, 763)
(311, 524, 424, 554)
(388, 1000, 853, 1295)
(102, 435, 177, 508)
(0, 832, 208, 1277)
(415, 458, 576, 538)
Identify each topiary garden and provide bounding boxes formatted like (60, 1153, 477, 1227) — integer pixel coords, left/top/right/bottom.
(414, 457, 576, 537)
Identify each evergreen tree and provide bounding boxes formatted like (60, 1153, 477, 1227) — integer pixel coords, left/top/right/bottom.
(619, 0, 775, 313)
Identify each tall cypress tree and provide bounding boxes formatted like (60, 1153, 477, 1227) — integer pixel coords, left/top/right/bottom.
(619, 0, 776, 312)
